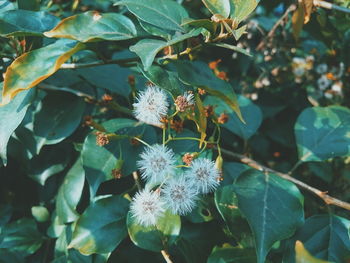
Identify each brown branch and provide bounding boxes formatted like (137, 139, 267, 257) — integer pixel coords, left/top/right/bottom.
(314, 0, 350, 14)
(256, 4, 297, 51)
(161, 250, 173, 263)
(218, 147, 350, 211)
(60, 57, 139, 69)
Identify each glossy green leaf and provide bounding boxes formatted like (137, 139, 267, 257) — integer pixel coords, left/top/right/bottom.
(0, 1, 16, 14)
(0, 10, 59, 37)
(130, 39, 167, 70)
(138, 65, 183, 96)
(115, 0, 188, 32)
(202, 0, 231, 18)
(31, 206, 50, 223)
(233, 169, 304, 263)
(0, 85, 34, 165)
(82, 119, 156, 196)
(0, 218, 44, 256)
(69, 195, 130, 255)
(0, 204, 12, 228)
(205, 95, 262, 139)
(1, 39, 84, 106)
(207, 245, 257, 263)
(295, 106, 350, 162)
(283, 214, 350, 263)
(229, 0, 258, 22)
(56, 158, 85, 224)
(44, 11, 137, 42)
(130, 28, 202, 70)
(295, 241, 332, 263)
(33, 92, 85, 150)
(174, 60, 243, 122)
(127, 210, 181, 252)
(186, 196, 214, 223)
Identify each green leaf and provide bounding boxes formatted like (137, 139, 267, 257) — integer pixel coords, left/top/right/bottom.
(127, 210, 181, 252)
(0, 85, 34, 165)
(0, 218, 44, 256)
(186, 196, 214, 223)
(44, 11, 137, 42)
(214, 185, 252, 244)
(56, 158, 85, 224)
(283, 214, 350, 263)
(82, 119, 156, 196)
(202, 0, 231, 18)
(222, 162, 250, 185)
(0, 10, 59, 37)
(207, 245, 257, 263)
(33, 92, 85, 150)
(1, 39, 85, 106)
(115, 0, 188, 32)
(233, 169, 304, 263)
(210, 42, 252, 57)
(174, 60, 243, 122)
(295, 241, 332, 263)
(229, 0, 258, 22)
(31, 206, 50, 223)
(17, 0, 40, 10)
(69, 195, 129, 255)
(205, 95, 262, 139)
(138, 65, 183, 96)
(295, 106, 350, 162)
(0, 204, 12, 228)
(28, 143, 72, 185)
(130, 28, 202, 70)
(130, 39, 167, 70)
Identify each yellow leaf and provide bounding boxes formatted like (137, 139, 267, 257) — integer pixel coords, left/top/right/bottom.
(295, 241, 332, 263)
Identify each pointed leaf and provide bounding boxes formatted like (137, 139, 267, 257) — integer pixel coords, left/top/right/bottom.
(233, 169, 304, 263)
(127, 210, 181, 252)
(56, 158, 85, 224)
(115, 0, 188, 32)
(1, 39, 85, 105)
(202, 0, 231, 18)
(0, 84, 34, 165)
(295, 106, 350, 162)
(229, 0, 258, 22)
(69, 195, 129, 255)
(0, 10, 59, 37)
(44, 11, 136, 42)
(130, 28, 202, 70)
(295, 241, 331, 263)
(284, 214, 350, 263)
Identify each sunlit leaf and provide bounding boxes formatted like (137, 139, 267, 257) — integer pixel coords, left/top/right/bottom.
(1, 39, 84, 105)
(44, 11, 137, 42)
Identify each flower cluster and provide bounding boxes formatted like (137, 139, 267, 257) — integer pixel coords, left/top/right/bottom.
(130, 144, 220, 227)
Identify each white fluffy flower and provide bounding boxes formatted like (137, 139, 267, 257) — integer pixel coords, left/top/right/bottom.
(137, 144, 177, 185)
(161, 175, 198, 215)
(317, 75, 331, 91)
(185, 158, 220, 194)
(130, 190, 165, 226)
(133, 86, 169, 126)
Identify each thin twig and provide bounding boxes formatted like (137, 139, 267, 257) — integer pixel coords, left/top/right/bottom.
(256, 4, 297, 51)
(60, 57, 139, 69)
(218, 147, 350, 211)
(161, 250, 173, 263)
(314, 0, 350, 14)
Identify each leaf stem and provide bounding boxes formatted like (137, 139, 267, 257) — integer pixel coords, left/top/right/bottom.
(217, 147, 350, 211)
(161, 250, 173, 263)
